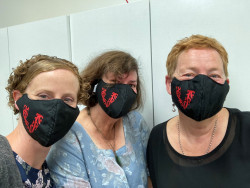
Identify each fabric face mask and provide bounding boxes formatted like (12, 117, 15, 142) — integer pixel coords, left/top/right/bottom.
(96, 79, 137, 119)
(16, 94, 79, 147)
(171, 74, 229, 121)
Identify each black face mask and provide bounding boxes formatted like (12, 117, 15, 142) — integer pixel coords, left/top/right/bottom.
(16, 94, 79, 147)
(171, 74, 229, 121)
(96, 80, 137, 119)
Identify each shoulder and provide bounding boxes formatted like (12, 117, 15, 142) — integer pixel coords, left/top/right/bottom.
(125, 111, 145, 127)
(0, 135, 23, 187)
(227, 108, 250, 123)
(126, 110, 144, 121)
(150, 121, 167, 138)
(147, 122, 167, 163)
(125, 110, 150, 132)
(147, 121, 167, 148)
(227, 108, 250, 138)
(63, 121, 86, 142)
(0, 134, 8, 144)
(0, 134, 12, 157)
(50, 121, 86, 154)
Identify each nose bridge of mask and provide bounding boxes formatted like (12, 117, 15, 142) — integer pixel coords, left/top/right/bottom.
(48, 99, 61, 136)
(119, 84, 132, 108)
(35, 99, 60, 146)
(109, 84, 127, 114)
(49, 99, 76, 132)
(200, 75, 208, 118)
(194, 75, 218, 119)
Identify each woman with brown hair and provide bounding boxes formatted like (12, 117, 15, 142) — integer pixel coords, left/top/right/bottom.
(47, 50, 150, 187)
(0, 54, 83, 187)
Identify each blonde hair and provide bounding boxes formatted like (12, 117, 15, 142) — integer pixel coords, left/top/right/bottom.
(80, 50, 142, 110)
(6, 54, 84, 114)
(166, 34, 228, 78)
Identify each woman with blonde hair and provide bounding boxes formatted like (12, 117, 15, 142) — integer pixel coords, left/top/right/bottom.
(0, 54, 83, 187)
(147, 34, 250, 187)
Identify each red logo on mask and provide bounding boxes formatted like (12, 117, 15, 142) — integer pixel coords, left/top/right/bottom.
(176, 86, 195, 109)
(23, 105, 43, 133)
(101, 88, 118, 107)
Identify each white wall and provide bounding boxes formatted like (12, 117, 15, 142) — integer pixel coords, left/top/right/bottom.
(0, 28, 13, 135)
(70, 0, 153, 127)
(0, 0, 135, 28)
(150, 0, 250, 125)
(0, 0, 154, 136)
(1, 0, 250, 136)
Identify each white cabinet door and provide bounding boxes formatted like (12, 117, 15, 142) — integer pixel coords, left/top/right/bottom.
(70, 0, 154, 128)
(150, 0, 250, 125)
(0, 28, 14, 135)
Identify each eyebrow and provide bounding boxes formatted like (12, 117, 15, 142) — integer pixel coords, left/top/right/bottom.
(129, 80, 137, 84)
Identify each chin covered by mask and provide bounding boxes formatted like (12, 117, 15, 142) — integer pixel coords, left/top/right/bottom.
(95, 79, 137, 119)
(16, 94, 79, 147)
(171, 74, 229, 121)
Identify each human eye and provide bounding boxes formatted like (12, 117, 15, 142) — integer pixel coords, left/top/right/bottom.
(129, 84, 136, 89)
(63, 97, 75, 106)
(110, 79, 116, 84)
(209, 73, 222, 81)
(38, 93, 50, 100)
(209, 73, 226, 84)
(64, 97, 74, 103)
(210, 74, 220, 79)
(181, 72, 195, 80)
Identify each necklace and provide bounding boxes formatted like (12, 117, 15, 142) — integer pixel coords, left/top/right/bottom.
(177, 117, 218, 155)
(87, 108, 122, 166)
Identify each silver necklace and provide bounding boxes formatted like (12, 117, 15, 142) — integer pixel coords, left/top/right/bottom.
(87, 108, 122, 166)
(177, 118, 218, 155)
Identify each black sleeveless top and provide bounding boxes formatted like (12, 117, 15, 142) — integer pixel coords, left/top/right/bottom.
(147, 108, 250, 188)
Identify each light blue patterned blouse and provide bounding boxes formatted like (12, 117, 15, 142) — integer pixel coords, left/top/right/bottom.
(46, 111, 150, 188)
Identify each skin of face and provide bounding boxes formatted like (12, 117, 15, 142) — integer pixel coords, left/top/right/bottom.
(166, 48, 229, 95)
(102, 70, 138, 93)
(14, 69, 79, 108)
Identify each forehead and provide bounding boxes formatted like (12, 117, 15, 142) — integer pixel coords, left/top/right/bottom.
(176, 48, 224, 71)
(26, 69, 79, 94)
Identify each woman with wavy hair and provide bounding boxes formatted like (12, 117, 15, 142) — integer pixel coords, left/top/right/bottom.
(47, 50, 151, 187)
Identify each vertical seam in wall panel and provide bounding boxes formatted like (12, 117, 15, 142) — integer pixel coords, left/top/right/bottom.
(148, 0, 155, 127)
(67, 16, 73, 62)
(6, 28, 15, 131)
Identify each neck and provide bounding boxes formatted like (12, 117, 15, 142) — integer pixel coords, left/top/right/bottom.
(176, 108, 228, 156)
(6, 118, 50, 170)
(88, 105, 120, 140)
(178, 110, 221, 138)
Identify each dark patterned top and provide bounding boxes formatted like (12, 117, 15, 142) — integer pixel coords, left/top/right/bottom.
(13, 151, 55, 188)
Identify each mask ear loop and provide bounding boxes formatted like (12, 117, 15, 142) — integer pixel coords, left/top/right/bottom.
(93, 83, 98, 93)
(172, 103, 176, 112)
(91, 79, 101, 93)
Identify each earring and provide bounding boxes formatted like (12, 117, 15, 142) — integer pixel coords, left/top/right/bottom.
(172, 103, 176, 112)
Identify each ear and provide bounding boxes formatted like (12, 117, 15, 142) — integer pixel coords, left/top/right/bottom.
(165, 75, 172, 95)
(13, 90, 23, 111)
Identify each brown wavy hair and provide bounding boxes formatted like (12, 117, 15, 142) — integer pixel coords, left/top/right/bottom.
(166, 34, 229, 78)
(80, 50, 142, 110)
(6, 54, 84, 114)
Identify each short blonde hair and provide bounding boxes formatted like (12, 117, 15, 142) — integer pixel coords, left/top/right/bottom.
(166, 34, 228, 78)
(6, 54, 84, 114)
(80, 50, 142, 110)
